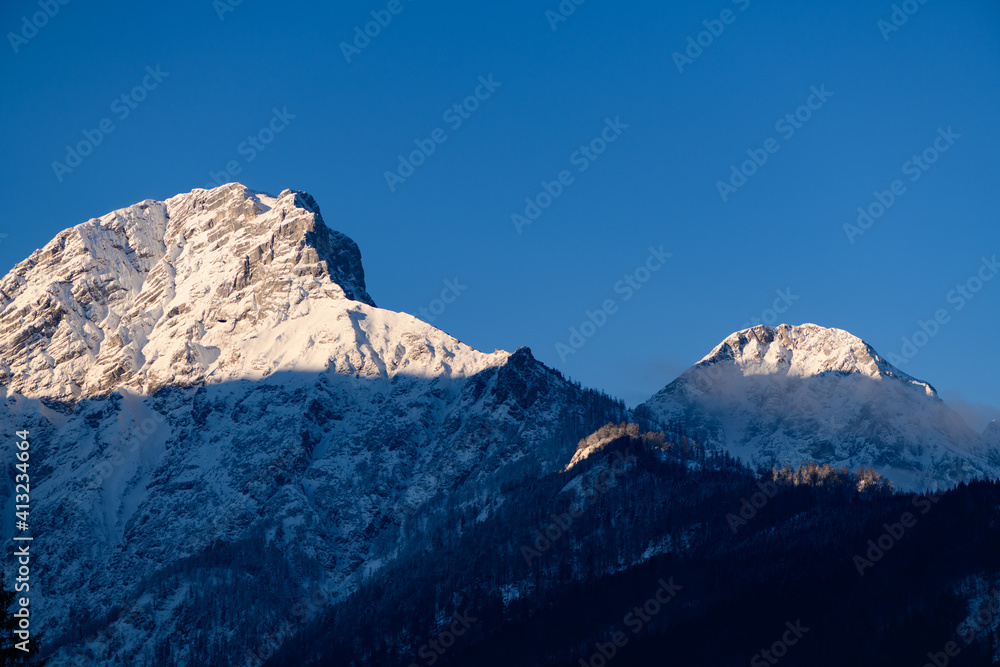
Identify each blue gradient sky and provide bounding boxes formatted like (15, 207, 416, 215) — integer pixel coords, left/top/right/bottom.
(2, 0, 998, 424)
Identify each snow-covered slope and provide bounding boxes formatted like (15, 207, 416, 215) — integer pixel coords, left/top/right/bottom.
(983, 421, 1000, 448)
(0, 184, 625, 666)
(982, 420, 1000, 472)
(639, 324, 999, 492)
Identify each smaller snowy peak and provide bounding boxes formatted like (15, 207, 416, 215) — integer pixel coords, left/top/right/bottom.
(640, 323, 996, 491)
(700, 323, 935, 395)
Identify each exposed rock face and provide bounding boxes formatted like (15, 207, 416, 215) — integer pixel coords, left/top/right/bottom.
(640, 324, 998, 492)
(0, 184, 377, 400)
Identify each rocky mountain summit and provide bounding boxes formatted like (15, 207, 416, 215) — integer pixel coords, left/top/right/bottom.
(0, 184, 455, 400)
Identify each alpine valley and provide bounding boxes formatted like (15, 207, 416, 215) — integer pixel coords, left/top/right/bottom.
(1, 184, 998, 666)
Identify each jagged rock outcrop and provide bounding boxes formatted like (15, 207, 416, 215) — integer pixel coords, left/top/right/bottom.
(0, 184, 381, 400)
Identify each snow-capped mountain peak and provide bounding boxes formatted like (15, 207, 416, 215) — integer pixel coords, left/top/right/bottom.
(701, 323, 935, 396)
(0, 184, 627, 666)
(642, 323, 996, 491)
(0, 183, 507, 400)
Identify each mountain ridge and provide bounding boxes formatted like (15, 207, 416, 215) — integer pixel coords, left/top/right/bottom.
(1, 185, 998, 665)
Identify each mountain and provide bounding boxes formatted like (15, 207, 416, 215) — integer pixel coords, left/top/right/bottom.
(0, 184, 625, 665)
(267, 428, 1000, 667)
(638, 323, 998, 492)
(2, 186, 998, 666)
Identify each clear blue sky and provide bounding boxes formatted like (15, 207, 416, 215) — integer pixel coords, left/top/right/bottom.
(2, 0, 998, 424)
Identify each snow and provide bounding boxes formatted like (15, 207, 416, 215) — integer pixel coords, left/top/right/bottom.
(644, 324, 999, 492)
(2, 186, 996, 664)
(0, 183, 508, 401)
(0, 183, 533, 665)
(698, 323, 934, 394)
